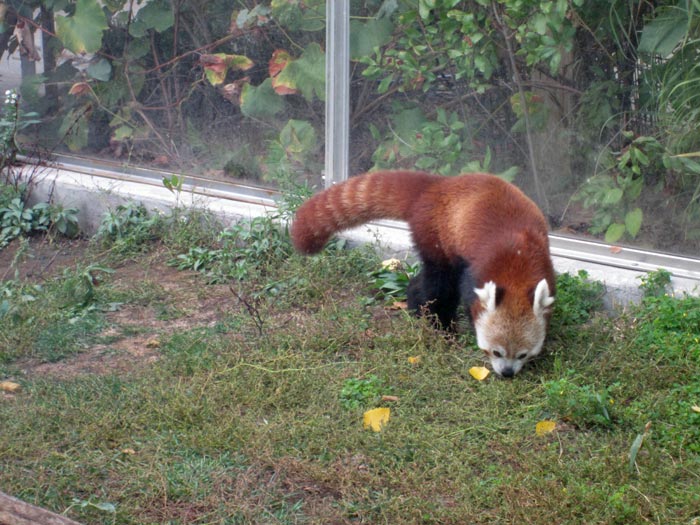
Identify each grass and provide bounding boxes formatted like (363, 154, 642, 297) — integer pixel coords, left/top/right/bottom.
(1, 206, 699, 524)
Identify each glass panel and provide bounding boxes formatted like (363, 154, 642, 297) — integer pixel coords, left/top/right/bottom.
(348, 1, 700, 258)
(0, 1, 326, 189)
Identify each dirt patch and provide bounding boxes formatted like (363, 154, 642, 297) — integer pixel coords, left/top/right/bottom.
(4, 237, 240, 380)
(0, 236, 88, 282)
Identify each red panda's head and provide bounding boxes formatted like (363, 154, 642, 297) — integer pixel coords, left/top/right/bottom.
(472, 279, 555, 377)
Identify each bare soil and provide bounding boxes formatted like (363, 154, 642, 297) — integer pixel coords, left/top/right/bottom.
(1, 236, 236, 380)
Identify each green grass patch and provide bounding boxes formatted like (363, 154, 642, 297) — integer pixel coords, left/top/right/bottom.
(0, 216, 699, 524)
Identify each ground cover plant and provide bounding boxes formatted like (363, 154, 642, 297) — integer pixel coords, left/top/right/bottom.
(1, 206, 699, 524)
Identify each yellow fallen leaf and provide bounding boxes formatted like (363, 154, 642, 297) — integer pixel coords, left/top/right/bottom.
(0, 381, 21, 393)
(145, 337, 161, 348)
(363, 407, 391, 432)
(469, 366, 490, 381)
(536, 420, 557, 436)
(692, 405, 700, 413)
(407, 356, 422, 365)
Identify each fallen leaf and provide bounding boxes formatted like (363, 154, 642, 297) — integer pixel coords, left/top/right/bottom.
(145, 337, 161, 349)
(363, 407, 390, 432)
(121, 448, 136, 455)
(692, 405, 700, 413)
(469, 366, 490, 381)
(609, 246, 623, 254)
(407, 356, 421, 365)
(381, 395, 399, 402)
(535, 420, 557, 436)
(0, 381, 21, 393)
(386, 301, 408, 310)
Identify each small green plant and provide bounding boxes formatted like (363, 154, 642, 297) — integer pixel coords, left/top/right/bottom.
(0, 195, 80, 248)
(549, 270, 605, 336)
(575, 134, 665, 243)
(340, 375, 383, 410)
(368, 258, 421, 302)
(638, 268, 672, 299)
(169, 215, 292, 283)
(96, 202, 160, 255)
(544, 374, 618, 428)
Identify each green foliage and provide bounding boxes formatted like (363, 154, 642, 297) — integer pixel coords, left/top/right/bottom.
(0, 191, 80, 248)
(368, 258, 421, 301)
(637, 268, 672, 299)
(550, 270, 605, 336)
(544, 373, 618, 428)
(169, 215, 292, 283)
(1, 226, 700, 523)
(575, 134, 667, 243)
(95, 202, 160, 255)
(339, 375, 383, 410)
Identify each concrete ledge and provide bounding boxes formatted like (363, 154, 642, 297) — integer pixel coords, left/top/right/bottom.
(24, 163, 700, 307)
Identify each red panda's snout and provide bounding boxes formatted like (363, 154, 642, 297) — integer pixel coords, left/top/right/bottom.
(473, 279, 555, 377)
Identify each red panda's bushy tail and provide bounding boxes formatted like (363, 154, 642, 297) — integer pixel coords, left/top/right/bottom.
(291, 170, 438, 254)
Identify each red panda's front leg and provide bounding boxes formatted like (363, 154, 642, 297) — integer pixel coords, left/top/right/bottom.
(406, 259, 468, 330)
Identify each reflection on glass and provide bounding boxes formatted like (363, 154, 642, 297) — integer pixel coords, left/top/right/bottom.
(348, 1, 700, 257)
(0, 1, 326, 189)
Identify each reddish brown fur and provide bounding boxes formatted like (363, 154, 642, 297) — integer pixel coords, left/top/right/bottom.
(291, 170, 555, 320)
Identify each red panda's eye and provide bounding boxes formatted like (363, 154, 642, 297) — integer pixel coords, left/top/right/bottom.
(493, 350, 503, 358)
(517, 353, 528, 360)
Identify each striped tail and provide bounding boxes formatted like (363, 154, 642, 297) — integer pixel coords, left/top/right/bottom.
(291, 170, 438, 254)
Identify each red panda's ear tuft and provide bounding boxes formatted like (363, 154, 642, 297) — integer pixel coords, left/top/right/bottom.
(474, 281, 498, 312)
(533, 279, 555, 317)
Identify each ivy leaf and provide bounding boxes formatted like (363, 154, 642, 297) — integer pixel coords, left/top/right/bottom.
(240, 79, 284, 119)
(55, 0, 108, 54)
(202, 53, 254, 86)
(624, 208, 643, 238)
(363, 407, 391, 432)
(87, 58, 112, 81)
(269, 49, 300, 95)
(272, 43, 325, 102)
(605, 223, 626, 244)
(350, 17, 394, 59)
(129, 0, 175, 38)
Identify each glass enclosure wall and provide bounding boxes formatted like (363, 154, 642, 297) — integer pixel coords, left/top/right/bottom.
(348, 1, 700, 256)
(0, 1, 326, 189)
(1, 1, 699, 258)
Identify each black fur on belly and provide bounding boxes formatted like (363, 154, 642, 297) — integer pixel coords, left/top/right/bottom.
(407, 259, 474, 329)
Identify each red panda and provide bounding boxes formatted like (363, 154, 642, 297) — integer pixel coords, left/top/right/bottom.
(291, 170, 556, 377)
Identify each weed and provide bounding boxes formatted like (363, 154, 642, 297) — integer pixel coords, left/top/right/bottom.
(340, 375, 383, 410)
(638, 268, 672, 298)
(0, 196, 79, 248)
(368, 257, 421, 302)
(550, 270, 605, 338)
(544, 373, 618, 428)
(95, 202, 160, 256)
(169, 215, 292, 283)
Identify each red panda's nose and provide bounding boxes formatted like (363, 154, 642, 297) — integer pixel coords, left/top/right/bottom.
(500, 367, 515, 378)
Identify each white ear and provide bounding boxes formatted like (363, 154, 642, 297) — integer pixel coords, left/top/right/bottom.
(533, 278, 555, 317)
(474, 281, 498, 312)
